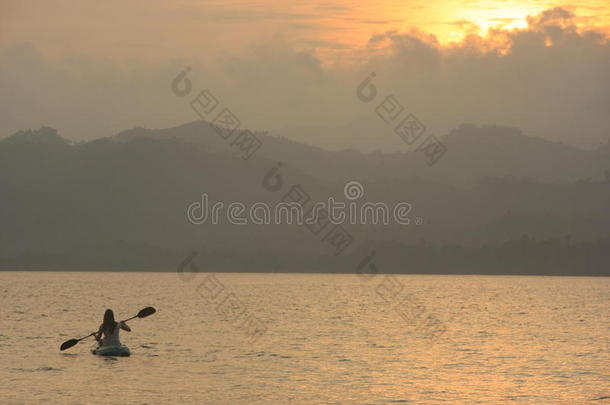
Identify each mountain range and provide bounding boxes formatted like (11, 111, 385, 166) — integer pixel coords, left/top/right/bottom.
(1, 122, 608, 275)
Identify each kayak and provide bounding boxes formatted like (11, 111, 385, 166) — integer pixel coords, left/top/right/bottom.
(91, 344, 131, 357)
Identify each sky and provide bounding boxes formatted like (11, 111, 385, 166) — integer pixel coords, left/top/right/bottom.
(1, 0, 609, 149)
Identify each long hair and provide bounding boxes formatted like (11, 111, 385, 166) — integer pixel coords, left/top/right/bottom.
(102, 309, 117, 334)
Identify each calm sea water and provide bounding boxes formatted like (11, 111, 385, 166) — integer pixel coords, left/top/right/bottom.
(1, 272, 608, 404)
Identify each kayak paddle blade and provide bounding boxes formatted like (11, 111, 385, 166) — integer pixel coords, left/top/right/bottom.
(138, 307, 156, 318)
(60, 339, 79, 351)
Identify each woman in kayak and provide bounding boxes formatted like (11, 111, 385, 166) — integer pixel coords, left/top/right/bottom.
(94, 309, 131, 346)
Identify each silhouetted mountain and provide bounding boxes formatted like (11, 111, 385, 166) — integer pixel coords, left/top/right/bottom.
(0, 124, 608, 274)
(439, 124, 604, 184)
(2, 126, 69, 145)
(124, 121, 610, 186)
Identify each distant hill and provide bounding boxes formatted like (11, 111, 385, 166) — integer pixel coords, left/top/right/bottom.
(0, 123, 608, 274)
(1, 126, 69, 145)
(118, 121, 609, 186)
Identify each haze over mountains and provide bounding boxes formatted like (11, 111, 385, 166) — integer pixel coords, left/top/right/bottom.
(1, 122, 609, 275)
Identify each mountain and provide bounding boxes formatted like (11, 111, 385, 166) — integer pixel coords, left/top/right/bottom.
(0, 124, 608, 274)
(439, 124, 604, 184)
(2, 126, 69, 145)
(119, 120, 610, 186)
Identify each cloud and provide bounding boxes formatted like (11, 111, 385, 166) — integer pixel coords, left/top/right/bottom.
(351, 7, 610, 148)
(0, 7, 609, 151)
(527, 6, 575, 28)
(447, 19, 481, 34)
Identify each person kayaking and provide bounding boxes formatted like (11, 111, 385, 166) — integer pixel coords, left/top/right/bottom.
(94, 309, 131, 347)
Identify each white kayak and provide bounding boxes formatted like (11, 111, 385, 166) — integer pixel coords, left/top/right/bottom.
(91, 344, 131, 357)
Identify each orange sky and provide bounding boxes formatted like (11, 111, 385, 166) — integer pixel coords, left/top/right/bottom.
(1, 0, 608, 64)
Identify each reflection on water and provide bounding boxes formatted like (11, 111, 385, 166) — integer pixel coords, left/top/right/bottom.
(1, 272, 608, 404)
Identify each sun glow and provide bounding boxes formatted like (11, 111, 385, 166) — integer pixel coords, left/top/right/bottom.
(446, 4, 545, 42)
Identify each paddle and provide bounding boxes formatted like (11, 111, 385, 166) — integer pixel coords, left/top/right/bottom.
(60, 332, 96, 351)
(59, 307, 156, 351)
(121, 306, 156, 323)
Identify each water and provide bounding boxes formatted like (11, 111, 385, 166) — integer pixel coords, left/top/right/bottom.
(1, 272, 608, 404)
